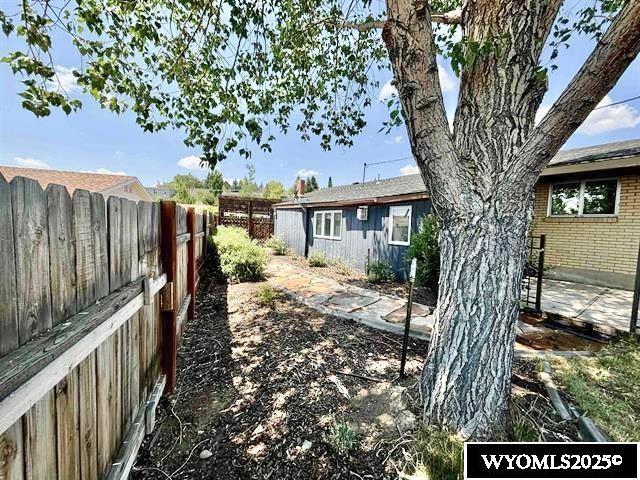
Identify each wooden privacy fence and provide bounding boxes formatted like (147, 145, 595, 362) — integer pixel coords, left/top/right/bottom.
(0, 174, 212, 480)
(218, 194, 278, 239)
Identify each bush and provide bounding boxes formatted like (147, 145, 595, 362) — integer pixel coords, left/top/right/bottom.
(264, 235, 287, 255)
(308, 250, 328, 267)
(326, 421, 358, 455)
(328, 258, 354, 276)
(256, 284, 278, 307)
(406, 214, 440, 290)
(367, 260, 395, 283)
(213, 226, 265, 282)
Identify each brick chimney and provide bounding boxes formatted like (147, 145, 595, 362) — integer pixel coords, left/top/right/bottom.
(296, 178, 306, 196)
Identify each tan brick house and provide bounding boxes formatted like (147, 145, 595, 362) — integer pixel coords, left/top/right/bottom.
(532, 139, 640, 290)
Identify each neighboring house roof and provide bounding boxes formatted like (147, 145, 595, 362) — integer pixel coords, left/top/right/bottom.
(275, 138, 640, 208)
(0, 166, 152, 201)
(275, 173, 428, 207)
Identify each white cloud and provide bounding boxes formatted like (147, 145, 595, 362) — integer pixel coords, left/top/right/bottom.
(46, 66, 80, 93)
(400, 164, 420, 175)
(378, 80, 397, 101)
(578, 95, 640, 135)
(93, 168, 127, 176)
(14, 157, 50, 169)
(385, 135, 403, 145)
(438, 64, 456, 93)
(177, 155, 207, 170)
(378, 63, 456, 101)
(296, 168, 320, 177)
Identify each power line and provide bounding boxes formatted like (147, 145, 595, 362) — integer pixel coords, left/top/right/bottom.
(593, 95, 640, 110)
(362, 156, 414, 184)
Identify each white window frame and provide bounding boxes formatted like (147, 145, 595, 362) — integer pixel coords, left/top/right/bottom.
(313, 210, 342, 240)
(547, 177, 620, 218)
(388, 205, 412, 246)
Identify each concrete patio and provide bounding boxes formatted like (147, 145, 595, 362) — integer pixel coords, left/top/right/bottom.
(524, 279, 634, 333)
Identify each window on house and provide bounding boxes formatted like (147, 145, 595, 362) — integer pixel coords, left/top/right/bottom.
(389, 205, 412, 245)
(549, 179, 619, 217)
(313, 210, 342, 239)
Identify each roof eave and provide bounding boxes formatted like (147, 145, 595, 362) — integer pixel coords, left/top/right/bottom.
(541, 154, 640, 177)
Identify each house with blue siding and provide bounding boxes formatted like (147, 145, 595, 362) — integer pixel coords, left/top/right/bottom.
(273, 174, 431, 278)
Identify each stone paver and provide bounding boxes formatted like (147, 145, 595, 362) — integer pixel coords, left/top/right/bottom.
(266, 258, 434, 340)
(525, 279, 633, 333)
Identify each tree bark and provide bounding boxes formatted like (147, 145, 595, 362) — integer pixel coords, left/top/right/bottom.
(420, 209, 531, 440)
(383, 0, 640, 440)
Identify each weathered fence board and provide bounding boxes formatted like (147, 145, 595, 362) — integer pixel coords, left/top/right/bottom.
(0, 186, 206, 480)
(0, 174, 19, 357)
(11, 176, 52, 344)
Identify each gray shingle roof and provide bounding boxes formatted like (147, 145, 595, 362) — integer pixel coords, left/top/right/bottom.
(548, 138, 640, 167)
(276, 139, 640, 207)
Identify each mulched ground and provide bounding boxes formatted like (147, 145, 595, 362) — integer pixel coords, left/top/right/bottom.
(133, 262, 580, 479)
(275, 254, 437, 307)
(132, 262, 429, 479)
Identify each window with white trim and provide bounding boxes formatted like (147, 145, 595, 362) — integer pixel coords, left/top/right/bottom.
(389, 205, 412, 246)
(313, 210, 342, 239)
(548, 178, 619, 217)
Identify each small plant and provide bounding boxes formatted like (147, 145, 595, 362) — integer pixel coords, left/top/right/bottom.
(308, 250, 328, 267)
(329, 258, 354, 276)
(367, 260, 395, 283)
(326, 421, 358, 455)
(414, 427, 463, 480)
(256, 284, 278, 307)
(264, 235, 287, 255)
(406, 214, 440, 290)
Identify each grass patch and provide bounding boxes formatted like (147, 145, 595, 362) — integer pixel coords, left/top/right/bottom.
(326, 421, 358, 455)
(553, 338, 640, 441)
(413, 427, 463, 480)
(256, 284, 278, 307)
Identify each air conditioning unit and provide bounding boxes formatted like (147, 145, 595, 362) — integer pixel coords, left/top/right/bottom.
(357, 206, 368, 221)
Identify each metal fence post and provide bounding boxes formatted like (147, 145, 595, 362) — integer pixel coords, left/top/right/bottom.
(630, 240, 640, 334)
(535, 234, 546, 313)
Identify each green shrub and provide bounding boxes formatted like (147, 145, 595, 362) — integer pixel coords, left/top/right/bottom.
(367, 260, 395, 283)
(414, 427, 463, 480)
(256, 284, 278, 307)
(326, 421, 358, 455)
(406, 214, 440, 290)
(264, 235, 287, 255)
(213, 226, 265, 282)
(308, 250, 328, 267)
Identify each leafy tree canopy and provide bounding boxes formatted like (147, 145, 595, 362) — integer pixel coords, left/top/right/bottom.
(2, 0, 626, 169)
(263, 180, 286, 199)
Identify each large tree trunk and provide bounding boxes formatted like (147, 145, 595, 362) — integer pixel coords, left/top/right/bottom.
(420, 208, 531, 440)
(382, 0, 640, 440)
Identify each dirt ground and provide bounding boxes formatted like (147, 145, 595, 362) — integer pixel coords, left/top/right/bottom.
(133, 264, 579, 479)
(276, 254, 437, 307)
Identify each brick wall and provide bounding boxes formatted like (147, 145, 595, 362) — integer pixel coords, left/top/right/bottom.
(532, 173, 640, 279)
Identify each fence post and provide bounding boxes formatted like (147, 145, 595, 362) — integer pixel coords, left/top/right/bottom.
(160, 200, 178, 393)
(187, 207, 196, 321)
(535, 234, 546, 313)
(630, 239, 640, 334)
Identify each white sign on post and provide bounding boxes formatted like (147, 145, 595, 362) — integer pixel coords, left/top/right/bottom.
(409, 258, 417, 282)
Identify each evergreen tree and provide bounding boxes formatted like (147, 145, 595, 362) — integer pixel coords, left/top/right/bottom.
(327, 177, 333, 188)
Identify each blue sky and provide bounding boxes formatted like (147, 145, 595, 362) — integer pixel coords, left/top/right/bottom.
(1, 22, 639, 188)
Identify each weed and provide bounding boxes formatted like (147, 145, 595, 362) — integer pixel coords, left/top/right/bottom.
(326, 421, 358, 455)
(256, 284, 278, 307)
(264, 235, 287, 255)
(329, 258, 354, 276)
(413, 427, 463, 480)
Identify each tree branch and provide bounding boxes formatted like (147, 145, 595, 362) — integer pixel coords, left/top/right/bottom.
(515, 1, 640, 185)
(384, 0, 465, 215)
(343, 7, 461, 31)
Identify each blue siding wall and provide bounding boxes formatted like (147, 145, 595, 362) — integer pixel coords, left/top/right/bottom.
(274, 208, 307, 256)
(307, 199, 431, 279)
